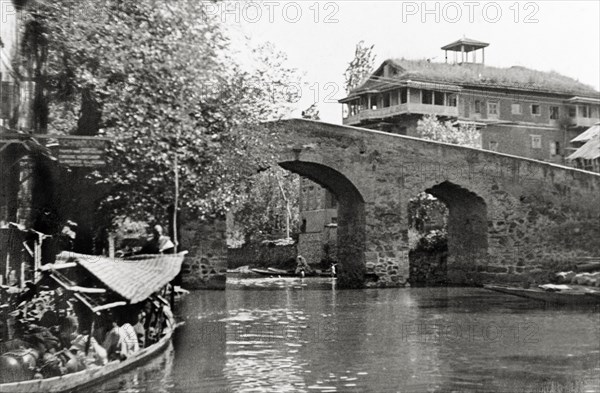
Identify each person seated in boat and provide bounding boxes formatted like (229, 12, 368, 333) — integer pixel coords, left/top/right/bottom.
(69, 331, 108, 367)
(133, 311, 146, 348)
(58, 316, 107, 368)
(102, 316, 123, 361)
(103, 315, 140, 360)
(139, 225, 175, 254)
(294, 255, 313, 276)
(120, 316, 140, 356)
(58, 315, 80, 349)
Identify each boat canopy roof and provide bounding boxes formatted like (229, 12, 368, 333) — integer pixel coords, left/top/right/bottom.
(54, 252, 185, 304)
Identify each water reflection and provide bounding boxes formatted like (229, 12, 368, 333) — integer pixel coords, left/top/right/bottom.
(90, 278, 599, 393)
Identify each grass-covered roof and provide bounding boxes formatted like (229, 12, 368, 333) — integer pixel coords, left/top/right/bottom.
(353, 59, 599, 98)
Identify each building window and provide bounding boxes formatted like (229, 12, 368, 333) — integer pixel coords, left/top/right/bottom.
(446, 93, 457, 107)
(325, 190, 337, 209)
(488, 102, 499, 116)
(422, 90, 433, 105)
(434, 91, 444, 106)
(580, 105, 591, 118)
(370, 94, 378, 110)
(391, 91, 398, 106)
(511, 103, 522, 115)
(568, 106, 577, 117)
(531, 104, 541, 116)
(383, 93, 390, 108)
(400, 88, 407, 104)
(474, 100, 482, 114)
(531, 135, 542, 149)
(549, 141, 560, 156)
(550, 106, 559, 120)
(488, 141, 498, 151)
(0, 81, 15, 120)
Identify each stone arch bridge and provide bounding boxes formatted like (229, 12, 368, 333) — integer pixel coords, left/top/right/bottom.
(268, 119, 600, 288)
(180, 119, 600, 289)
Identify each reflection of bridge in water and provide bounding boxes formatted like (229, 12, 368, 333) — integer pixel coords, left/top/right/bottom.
(267, 119, 600, 288)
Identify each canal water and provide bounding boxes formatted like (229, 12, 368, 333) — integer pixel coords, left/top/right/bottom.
(92, 277, 599, 393)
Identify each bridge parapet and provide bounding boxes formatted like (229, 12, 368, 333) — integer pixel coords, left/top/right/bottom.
(269, 119, 600, 288)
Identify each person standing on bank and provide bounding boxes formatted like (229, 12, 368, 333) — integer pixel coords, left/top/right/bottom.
(140, 225, 175, 254)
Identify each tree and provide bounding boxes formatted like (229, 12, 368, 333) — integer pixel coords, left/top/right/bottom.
(301, 103, 320, 120)
(416, 115, 481, 148)
(229, 167, 300, 243)
(25, 1, 301, 224)
(343, 41, 376, 93)
(411, 115, 480, 251)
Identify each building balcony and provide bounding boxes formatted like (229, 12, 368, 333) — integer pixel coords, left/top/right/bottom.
(343, 103, 458, 126)
(570, 116, 600, 128)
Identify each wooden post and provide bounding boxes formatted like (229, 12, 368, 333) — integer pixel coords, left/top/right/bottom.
(20, 261, 25, 288)
(482, 48, 485, 65)
(461, 45, 464, 63)
(85, 319, 95, 356)
(34, 235, 41, 282)
(108, 233, 115, 258)
(173, 154, 179, 253)
(275, 174, 291, 239)
(5, 253, 9, 282)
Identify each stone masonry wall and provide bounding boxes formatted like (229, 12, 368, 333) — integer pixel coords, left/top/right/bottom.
(228, 243, 297, 269)
(269, 119, 600, 288)
(179, 216, 227, 290)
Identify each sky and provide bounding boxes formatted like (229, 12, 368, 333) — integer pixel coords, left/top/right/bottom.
(218, 0, 600, 124)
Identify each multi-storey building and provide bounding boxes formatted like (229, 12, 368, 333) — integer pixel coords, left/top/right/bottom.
(298, 38, 600, 266)
(567, 122, 600, 172)
(297, 178, 338, 266)
(339, 38, 600, 163)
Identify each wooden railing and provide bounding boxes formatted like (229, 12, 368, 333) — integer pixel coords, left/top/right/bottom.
(343, 103, 458, 125)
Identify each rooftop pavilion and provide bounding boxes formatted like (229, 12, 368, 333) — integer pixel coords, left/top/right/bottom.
(442, 37, 489, 65)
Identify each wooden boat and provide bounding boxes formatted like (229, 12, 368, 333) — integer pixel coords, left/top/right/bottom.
(251, 267, 335, 278)
(0, 252, 186, 393)
(484, 284, 600, 305)
(251, 268, 296, 277)
(0, 325, 176, 393)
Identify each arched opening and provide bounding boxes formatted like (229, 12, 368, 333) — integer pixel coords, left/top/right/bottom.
(408, 181, 488, 285)
(407, 192, 449, 286)
(279, 161, 366, 289)
(426, 181, 488, 284)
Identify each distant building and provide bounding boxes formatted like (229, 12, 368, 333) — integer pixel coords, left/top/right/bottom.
(339, 37, 600, 164)
(297, 178, 337, 266)
(567, 122, 600, 172)
(299, 38, 600, 264)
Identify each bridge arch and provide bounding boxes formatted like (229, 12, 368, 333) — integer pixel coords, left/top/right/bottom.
(424, 181, 488, 283)
(279, 160, 366, 288)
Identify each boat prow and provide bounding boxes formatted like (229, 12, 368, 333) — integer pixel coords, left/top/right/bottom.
(484, 284, 600, 305)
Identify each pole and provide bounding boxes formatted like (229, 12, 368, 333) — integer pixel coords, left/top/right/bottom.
(173, 153, 179, 253)
(85, 319, 95, 356)
(286, 200, 290, 239)
(275, 173, 291, 239)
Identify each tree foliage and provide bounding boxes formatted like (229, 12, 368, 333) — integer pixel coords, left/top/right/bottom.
(25, 0, 301, 224)
(343, 41, 376, 93)
(407, 192, 448, 233)
(411, 115, 480, 251)
(301, 103, 320, 120)
(416, 115, 481, 148)
(229, 167, 300, 243)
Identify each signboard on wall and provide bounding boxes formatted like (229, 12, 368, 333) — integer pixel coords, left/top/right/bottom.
(52, 137, 107, 167)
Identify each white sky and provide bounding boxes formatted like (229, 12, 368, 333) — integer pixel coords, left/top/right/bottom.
(220, 0, 600, 124)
